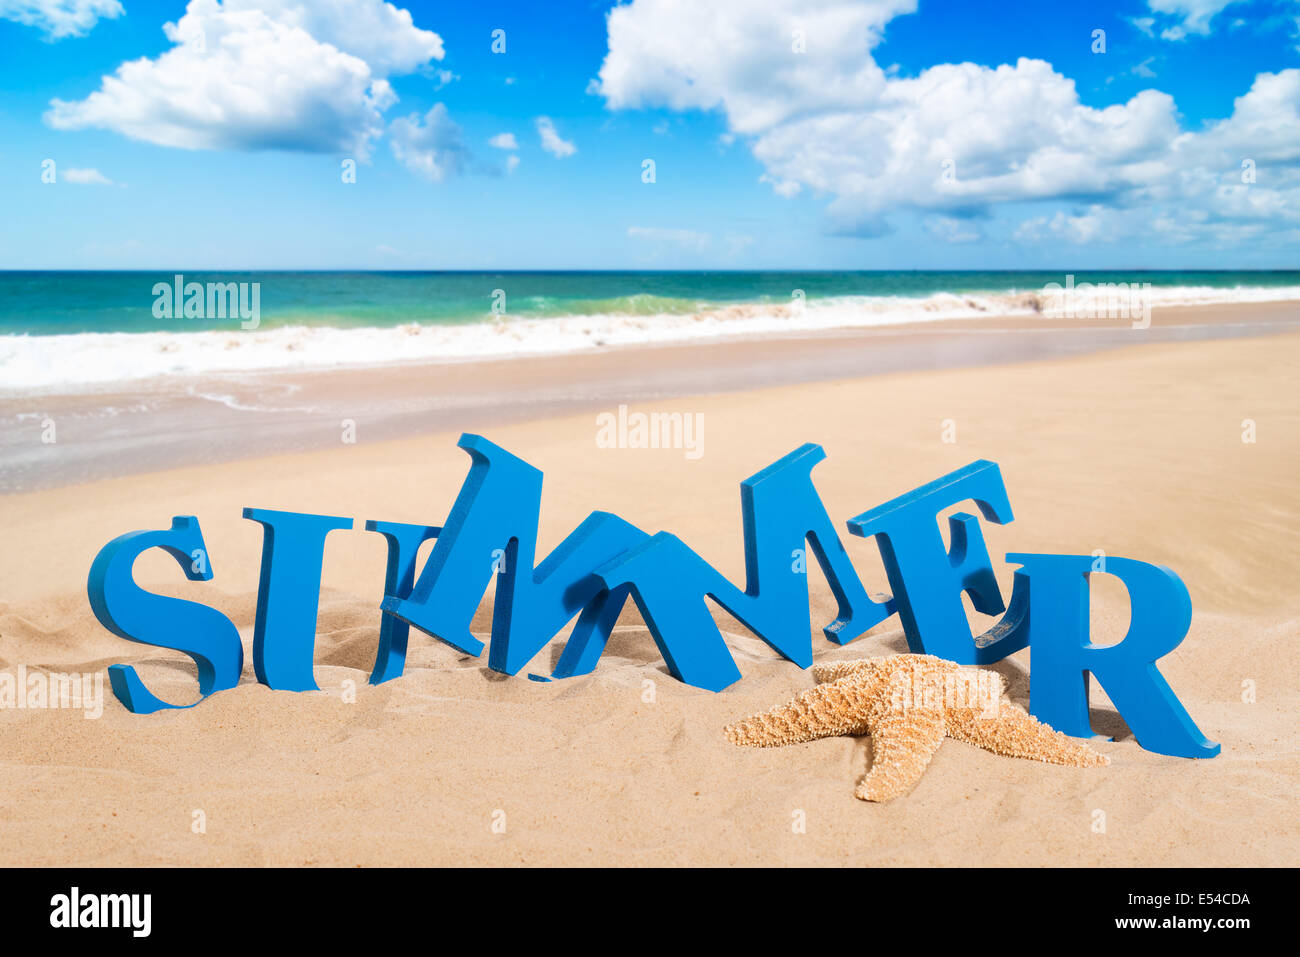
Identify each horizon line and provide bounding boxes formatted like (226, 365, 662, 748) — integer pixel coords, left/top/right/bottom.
(2, 267, 1298, 275)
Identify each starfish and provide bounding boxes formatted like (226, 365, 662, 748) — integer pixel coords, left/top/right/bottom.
(725, 653, 1108, 802)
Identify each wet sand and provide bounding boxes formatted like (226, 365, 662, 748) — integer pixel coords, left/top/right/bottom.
(4, 301, 1298, 492)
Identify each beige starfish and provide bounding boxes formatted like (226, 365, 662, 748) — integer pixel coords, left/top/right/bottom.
(725, 653, 1108, 802)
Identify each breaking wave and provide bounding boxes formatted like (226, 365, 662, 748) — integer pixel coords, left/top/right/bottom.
(4, 285, 1299, 393)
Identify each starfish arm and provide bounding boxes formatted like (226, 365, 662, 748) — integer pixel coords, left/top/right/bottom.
(946, 700, 1110, 767)
(811, 659, 875, 684)
(854, 706, 947, 802)
(725, 675, 872, 747)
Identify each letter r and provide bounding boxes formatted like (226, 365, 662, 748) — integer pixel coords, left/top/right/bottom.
(1007, 552, 1219, 758)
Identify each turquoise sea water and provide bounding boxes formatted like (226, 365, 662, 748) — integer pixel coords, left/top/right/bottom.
(2, 270, 1299, 390)
(3, 270, 1300, 336)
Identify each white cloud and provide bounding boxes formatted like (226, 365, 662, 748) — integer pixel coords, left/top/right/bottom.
(1143, 0, 1300, 41)
(1195, 69, 1300, 165)
(536, 116, 576, 157)
(750, 58, 1181, 231)
(595, 0, 1300, 245)
(598, 0, 915, 135)
(0, 0, 122, 39)
(627, 226, 709, 249)
(232, 0, 443, 73)
(44, 0, 443, 158)
(489, 132, 518, 150)
(1132, 56, 1158, 78)
(62, 167, 115, 185)
(389, 103, 469, 182)
(504, 154, 520, 174)
(1145, 0, 1246, 37)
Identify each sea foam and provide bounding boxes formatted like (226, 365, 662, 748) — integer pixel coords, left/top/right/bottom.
(3, 286, 1298, 393)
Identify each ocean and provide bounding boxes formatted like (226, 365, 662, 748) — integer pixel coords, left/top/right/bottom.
(2, 270, 1299, 392)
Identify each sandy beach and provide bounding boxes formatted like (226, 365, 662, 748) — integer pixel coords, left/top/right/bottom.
(1, 303, 1296, 867)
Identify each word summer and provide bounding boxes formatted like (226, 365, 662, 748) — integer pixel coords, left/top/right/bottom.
(88, 435, 1218, 759)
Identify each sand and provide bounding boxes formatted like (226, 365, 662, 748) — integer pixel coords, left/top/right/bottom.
(1, 316, 1297, 866)
(7, 300, 1299, 493)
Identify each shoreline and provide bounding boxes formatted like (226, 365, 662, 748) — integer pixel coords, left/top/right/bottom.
(7, 295, 1300, 397)
(4, 300, 1298, 493)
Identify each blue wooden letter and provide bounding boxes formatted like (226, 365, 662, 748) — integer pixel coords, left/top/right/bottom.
(245, 507, 353, 691)
(87, 516, 243, 714)
(591, 536, 748, 691)
(382, 434, 648, 675)
(1006, 552, 1219, 758)
(365, 519, 440, 685)
(745, 444, 894, 644)
(846, 460, 1024, 664)
(583, 443, 895, 691)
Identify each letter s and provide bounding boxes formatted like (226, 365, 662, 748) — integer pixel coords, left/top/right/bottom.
(87, 516, 243, 714)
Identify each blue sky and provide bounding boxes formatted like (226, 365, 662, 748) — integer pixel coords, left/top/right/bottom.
(1, 0, 1298, 269)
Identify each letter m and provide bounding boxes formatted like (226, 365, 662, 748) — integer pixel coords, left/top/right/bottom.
(382, 434, 647, 675)
(583, 443, 894, 691)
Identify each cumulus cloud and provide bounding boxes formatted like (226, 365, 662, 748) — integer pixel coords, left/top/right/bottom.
(44, 0, 443, 158)
(594, 0, 1300, 245)
(0, 0, 122, 39)
(389, 103, 470, 182)
(536, 116, 576, 157)
(598, 0, 914, 134)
